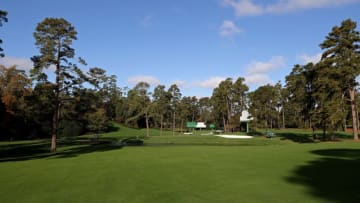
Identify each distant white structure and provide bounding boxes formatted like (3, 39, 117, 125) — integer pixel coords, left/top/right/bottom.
(240, 110, 252, 122)
(196, 122, 206, 129)
(240, 110, 252, 133)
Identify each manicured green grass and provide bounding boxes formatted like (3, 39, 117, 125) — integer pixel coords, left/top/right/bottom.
(1, 126, 360, 202)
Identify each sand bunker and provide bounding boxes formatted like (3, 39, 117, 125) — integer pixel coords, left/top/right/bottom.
(215, 135, 253, 139)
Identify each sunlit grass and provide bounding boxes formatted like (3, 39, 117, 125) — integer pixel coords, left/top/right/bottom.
(0, 125, 359, 202)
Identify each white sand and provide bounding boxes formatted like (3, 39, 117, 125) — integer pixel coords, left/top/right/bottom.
(215, 134, 253, 139)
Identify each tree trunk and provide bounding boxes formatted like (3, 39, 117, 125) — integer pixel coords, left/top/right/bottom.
(341, 93, 347, 131)
(160, 114, 163, 136)
(180, 119, 183, 133)
(172, 111, 175, 136)
(50, 110, 57, 153)
(51, 96, 60, 152)
(312, 126, 316, 140)
(277, 109, 280, 129)
(51, 56, 61, 153)
(355, 102, 359, 133)
(282, 105, 285, 129)
(50, 40, 66, 152)
(226, 96, 231, 124)
(349, 88, 359, 140)
(223, 116, 227, 133)
(145, 112, 150, 137)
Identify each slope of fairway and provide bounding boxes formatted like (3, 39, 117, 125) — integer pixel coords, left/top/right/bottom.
(1, 127, 360, 203)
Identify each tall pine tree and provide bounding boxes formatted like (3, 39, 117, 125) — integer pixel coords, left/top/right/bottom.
(32, 18, 84, 152)
(320, 19, 360, 140)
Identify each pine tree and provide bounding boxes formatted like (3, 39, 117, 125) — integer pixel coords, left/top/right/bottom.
(32, 18, 84, 152)
(320, 19, 360, 140)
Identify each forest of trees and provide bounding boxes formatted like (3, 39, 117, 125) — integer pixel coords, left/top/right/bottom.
(1, 12, 360, 150)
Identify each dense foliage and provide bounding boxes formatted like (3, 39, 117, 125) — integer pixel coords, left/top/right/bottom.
(1, 16, 360, 146)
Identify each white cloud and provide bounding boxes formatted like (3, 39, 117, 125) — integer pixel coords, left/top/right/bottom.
(266, 0, 359, 14)
(219, 20, 242, 37)
(127, 75, 160, 86)
(246, 56, 285, 74)
(194, 77, 227, 88)
(243, 56, 285, 87)
(171, 80, 189, 88)
(297, 53, 322, 64)
(223, 0, 263, 17)
(245, 74, 273, 85)
(223, 0, 359, 17)
(0, 56, 33, 70)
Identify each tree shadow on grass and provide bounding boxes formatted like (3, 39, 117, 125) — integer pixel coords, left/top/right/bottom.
(277, 132, 315, 143)
(278, 131, 353, 143)
(54, 138, 123, 158)
(287, 149, 360, 203)
(0, 141, 52, 162)
(0, 137, 123, 162)
(107, 124, 120, 132)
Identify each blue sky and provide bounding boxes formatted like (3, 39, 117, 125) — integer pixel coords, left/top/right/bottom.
(1, 0, 360, 97)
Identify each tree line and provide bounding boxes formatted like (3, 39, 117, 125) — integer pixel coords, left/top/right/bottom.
(1, 13, 359, 151)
